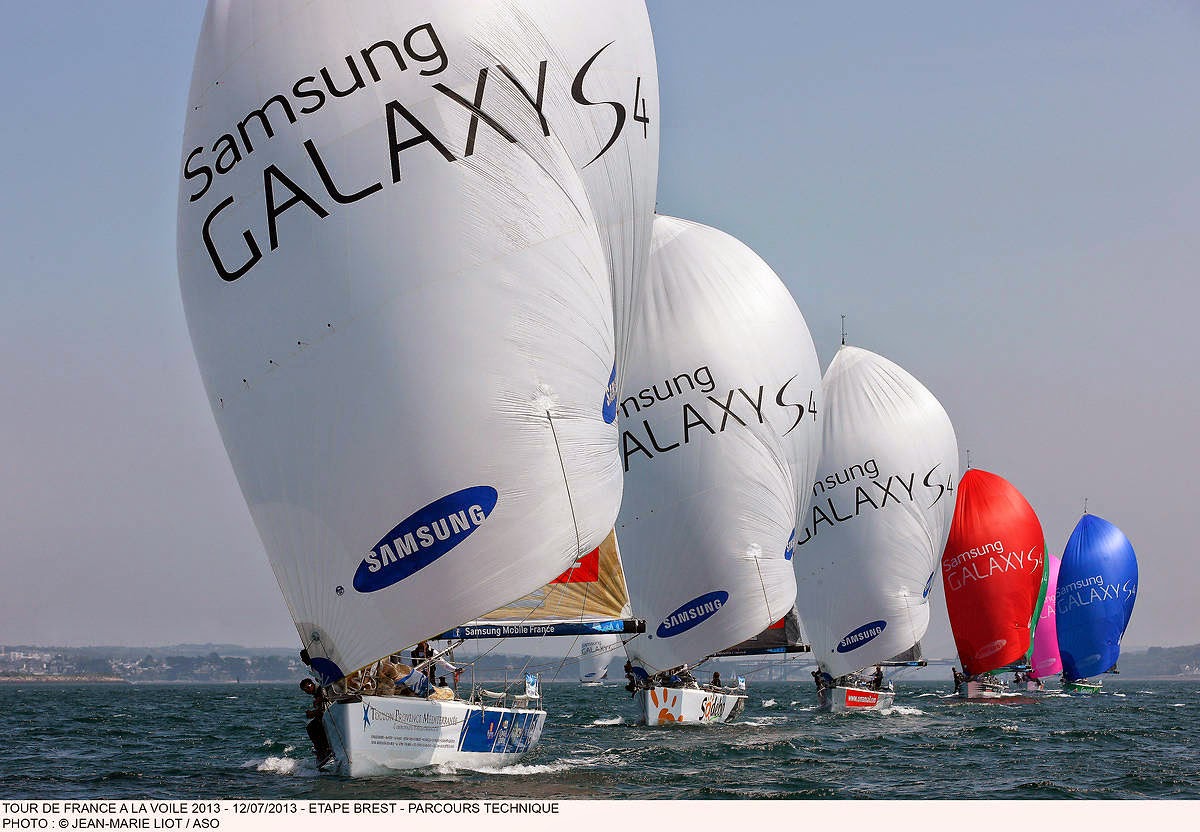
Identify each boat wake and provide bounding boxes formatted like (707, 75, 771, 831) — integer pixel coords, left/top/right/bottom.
(244, 756, 301, 775)
(737, 715, 788, 727)
(468, 761, 577, 776)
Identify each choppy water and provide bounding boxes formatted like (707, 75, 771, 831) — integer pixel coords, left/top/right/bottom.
(3, 679, 1197, 799)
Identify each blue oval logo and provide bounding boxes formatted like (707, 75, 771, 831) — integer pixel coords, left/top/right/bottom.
(656, 591, 729, 638)
(602, 363, 618, 424)
(836, 619, 887, 653)
(353, 486, 498, 593)
(784, 527, 796, 561)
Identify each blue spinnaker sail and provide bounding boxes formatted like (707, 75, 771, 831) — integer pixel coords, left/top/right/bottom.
(1055, 514, 1138, 680)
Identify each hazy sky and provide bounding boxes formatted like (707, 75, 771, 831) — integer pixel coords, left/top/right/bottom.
(1, 2, 1196, 659)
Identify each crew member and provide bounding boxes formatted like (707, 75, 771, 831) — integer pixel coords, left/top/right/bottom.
(300, 678, 334, 769)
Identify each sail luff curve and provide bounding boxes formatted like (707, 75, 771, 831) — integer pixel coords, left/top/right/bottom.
(940, 469, 1046, 676)
(793, 346, 959, 679)
(617, 215, 822, 674)
(1056, 514, 1138, 680)
(178, 1, 656, 682)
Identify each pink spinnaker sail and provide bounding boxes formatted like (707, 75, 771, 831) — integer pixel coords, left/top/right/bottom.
(1030, 553, 1062, 679)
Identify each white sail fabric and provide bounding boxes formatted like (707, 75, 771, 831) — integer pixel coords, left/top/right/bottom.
(578, 633, 624, 683)
(177, 1, 654, 682)
(793, 347, 959, 679)
(618, 216, 823, 674)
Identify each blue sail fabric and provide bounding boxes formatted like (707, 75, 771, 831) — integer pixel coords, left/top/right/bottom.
(1056, 514, 1138, 680)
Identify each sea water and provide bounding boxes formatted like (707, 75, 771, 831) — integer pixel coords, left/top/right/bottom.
(2, 679, 1197, 799)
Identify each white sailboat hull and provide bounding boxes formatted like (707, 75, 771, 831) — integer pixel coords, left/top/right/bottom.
(819, 685, 895, 712)
(323, 696, 546, 777)
(962, 679, 1008, 699)
(637, 686, 746, 726)
(959, 678, 1040, 702)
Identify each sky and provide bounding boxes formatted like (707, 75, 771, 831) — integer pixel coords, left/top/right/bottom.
(1, 2, 1197, 660)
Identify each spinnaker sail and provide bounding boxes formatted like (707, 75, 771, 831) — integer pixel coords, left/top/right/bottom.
(618, 215, 822, 675)
(1029, 552, 1062, 679)
(579, 633, 625, 683)
(177, 0, 658, 684)
(1056, 514, 1138, 681)
(793, 346, 959, 679)
(940, 469, 1045, 677)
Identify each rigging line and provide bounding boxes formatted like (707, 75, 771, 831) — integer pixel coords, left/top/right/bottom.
(547, 408, 584, 559)
(445, 407, 594, 679)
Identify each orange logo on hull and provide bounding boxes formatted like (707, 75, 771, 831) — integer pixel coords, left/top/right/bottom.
(649, 687, 681, 723)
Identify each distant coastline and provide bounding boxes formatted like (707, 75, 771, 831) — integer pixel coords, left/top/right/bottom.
(0, 675, 126, 684)
(4, 642, 1200, 683)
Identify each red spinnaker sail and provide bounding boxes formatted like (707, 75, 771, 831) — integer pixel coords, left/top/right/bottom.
(941, 469, 1045, 675)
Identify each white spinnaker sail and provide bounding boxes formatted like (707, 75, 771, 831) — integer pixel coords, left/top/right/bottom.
(793, 346, 959, 679)
(618, 216, 823, 674)
(177, 1, 654, 682)
(579, 633, 624, 682)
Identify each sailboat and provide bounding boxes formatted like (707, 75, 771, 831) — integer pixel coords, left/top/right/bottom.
(1056, 513, 1138, 694)
(941, 469, 1046, 699)
(793, 345, 959, 712)
(177, 0, 657, 774)
(1026, 552, 1062, 691)
(617, 215, 823, 725)
(579, 633, 625, 685)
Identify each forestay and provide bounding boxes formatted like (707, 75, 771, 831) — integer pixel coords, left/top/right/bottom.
(177, 0, 655, 682)
(618, 215, 822, 674)
(1056, 514, 1138, 680)
(941, 469, 1046, 676)
(794, 346, 959, 679)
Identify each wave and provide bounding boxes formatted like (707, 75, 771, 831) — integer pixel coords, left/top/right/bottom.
(458, 760, 577, 776)
(760, 699, 777, 708)
(592, 716, 624, 725)
(884, 705, 925, 716)
(244, 756, 299, 775)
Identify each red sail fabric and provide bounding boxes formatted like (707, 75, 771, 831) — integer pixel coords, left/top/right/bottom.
(941, 469, 1045, 675)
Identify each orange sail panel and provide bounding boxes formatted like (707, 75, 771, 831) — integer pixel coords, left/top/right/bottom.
(941, 469, 1045, 675)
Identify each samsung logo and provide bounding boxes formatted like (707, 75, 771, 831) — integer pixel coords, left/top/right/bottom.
(656, 591, 729, 638)
(975, 639, 1007, 660)
(836, 620, 887, 653)
(353, 486, 498, 593)
(603, 363, 618, 424)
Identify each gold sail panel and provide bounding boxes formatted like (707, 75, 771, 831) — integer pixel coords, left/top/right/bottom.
(474, 530, 630, 624)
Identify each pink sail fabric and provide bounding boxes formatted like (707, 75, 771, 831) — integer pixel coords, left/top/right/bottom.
(1030, 553, 1062, 679)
